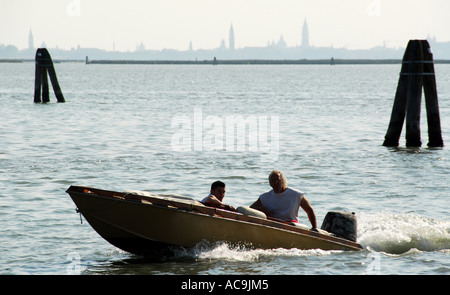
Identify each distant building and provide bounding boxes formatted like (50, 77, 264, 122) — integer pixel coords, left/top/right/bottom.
(229, 23, 235, 50)
(136, 42, 145, 51)
(219, 39, 226, 50)
(277, 35, 287, 48)
(28, 29, 34, 51)
(301, 18, 310, 48)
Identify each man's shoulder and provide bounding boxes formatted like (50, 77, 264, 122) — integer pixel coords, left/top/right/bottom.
(259, 190, 274, 199)
(201, 194, 213, 203)
(286, 187, 304, 197)
(288, 187, 304, 193)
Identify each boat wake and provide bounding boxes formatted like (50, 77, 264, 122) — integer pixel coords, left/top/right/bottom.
(169, 211, 450, 261)
(169, 240, 342, 264)
(357, 211, 450, 254)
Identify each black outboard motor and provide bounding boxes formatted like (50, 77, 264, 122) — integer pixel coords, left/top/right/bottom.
(321, 211, 357, 242)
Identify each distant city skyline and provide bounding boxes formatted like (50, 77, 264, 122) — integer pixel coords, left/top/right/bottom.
(4, 18, 450, 61)
(24, 21, 314, 52)
(10, 18, 446, 54)
(2, 0, 450, 53)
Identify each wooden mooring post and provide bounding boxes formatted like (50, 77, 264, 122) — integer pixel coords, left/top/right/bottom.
(34, 48, 65, 103)
(383, 40, 443, 147)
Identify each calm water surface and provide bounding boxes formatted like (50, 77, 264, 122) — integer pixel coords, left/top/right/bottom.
(0, 62, 449, 275)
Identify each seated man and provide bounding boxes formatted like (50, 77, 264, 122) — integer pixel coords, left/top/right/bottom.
(250, 170, 317, 230)
(202, 180, 235, 211)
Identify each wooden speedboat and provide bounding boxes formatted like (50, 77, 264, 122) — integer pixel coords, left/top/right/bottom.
(66, 185, 362, 256)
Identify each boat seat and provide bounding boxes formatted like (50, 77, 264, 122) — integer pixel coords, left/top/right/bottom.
(124, 190, 205, 206)
(124, 190, 158, 198)
(288, 222, 310, 230)
(236, 206, 267, 219)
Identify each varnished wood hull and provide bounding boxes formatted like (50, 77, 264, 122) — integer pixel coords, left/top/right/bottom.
(66, 186, 362, 256)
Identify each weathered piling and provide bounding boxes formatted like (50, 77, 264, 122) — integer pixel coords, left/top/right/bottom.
(383, 40, 443, 147)
(422, 42, 444, 147)
(34, 48, 65, 103)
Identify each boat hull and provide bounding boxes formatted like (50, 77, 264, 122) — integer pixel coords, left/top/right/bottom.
(67, 186, 362, 256)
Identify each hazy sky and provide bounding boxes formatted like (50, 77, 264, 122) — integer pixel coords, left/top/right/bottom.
(2, 0, 450, 52)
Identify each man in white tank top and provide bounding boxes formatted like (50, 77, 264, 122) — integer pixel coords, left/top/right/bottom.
(250, 170, 317, 229)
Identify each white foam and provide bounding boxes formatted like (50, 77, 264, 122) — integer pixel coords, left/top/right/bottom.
(170, 211, 449, 261)
(357, 211, 450, 254)
(173, 240, 338, 262)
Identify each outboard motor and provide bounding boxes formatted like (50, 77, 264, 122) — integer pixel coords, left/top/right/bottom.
(321, 211, 357, 242)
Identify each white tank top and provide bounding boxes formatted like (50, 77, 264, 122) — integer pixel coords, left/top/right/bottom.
(259, 188, 304, 221)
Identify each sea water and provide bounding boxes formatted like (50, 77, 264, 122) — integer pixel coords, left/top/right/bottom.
(0, 62, 449, 275)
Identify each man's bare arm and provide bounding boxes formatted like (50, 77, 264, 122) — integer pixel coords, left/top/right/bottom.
(300, 197, 317, 229)
(250, 198, 271, 216)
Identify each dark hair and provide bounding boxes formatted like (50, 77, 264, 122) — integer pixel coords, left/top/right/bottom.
(211, 180, 225, 191)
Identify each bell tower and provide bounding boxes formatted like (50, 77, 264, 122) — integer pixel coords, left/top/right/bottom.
(28, 29, 34, 51)
(229, 23, 235, 50)
(301, 19, 310, 48)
